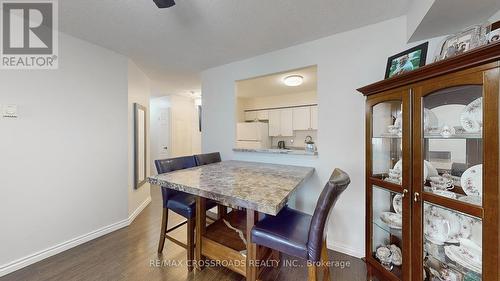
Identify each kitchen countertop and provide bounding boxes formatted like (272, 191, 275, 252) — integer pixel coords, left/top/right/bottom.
(232, 147, 318, 156)
(148, 160, 315, 215)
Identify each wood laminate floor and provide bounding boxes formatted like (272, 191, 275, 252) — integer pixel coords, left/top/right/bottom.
(1, 186, 379, 281)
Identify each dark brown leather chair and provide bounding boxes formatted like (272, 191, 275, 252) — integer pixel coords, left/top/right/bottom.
(250, 169, 350, 281)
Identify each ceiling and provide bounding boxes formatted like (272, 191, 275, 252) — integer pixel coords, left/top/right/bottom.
(236, 66, 317, 98)
(58, 0, 411, 96)
(408, 0, 500, 42)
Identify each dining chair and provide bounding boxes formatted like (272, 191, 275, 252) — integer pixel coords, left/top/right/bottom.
(250, 168, 350, 281)
(194, 152, 228, 217)
(154, 155, 217, 271)
(194, 152, 221, 166)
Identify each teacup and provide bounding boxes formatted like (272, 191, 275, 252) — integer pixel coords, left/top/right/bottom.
(429, 176, 454, 190)
(440, 125, 455, 138)
(425, 217, 450, 245)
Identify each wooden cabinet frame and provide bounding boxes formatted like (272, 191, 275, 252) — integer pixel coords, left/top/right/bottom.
(359, 42, 500, 281)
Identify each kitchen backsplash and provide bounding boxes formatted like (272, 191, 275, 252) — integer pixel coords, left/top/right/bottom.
(271, 130, 318, 150)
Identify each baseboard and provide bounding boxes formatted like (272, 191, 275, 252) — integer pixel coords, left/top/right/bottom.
(128, 196, 152, 224)
(0, 196, 152, 278)
(327, 240, 364, 259)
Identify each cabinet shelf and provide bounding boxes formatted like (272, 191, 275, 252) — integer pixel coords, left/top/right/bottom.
(423, 133, 482, 139)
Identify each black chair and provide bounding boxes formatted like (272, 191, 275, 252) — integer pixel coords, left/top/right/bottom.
(194, 152, 221, 166)
(155, 155, 217, 271)
(250, 169, 350, 281)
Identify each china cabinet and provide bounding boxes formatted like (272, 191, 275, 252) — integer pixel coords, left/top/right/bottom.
(358, 42, 500, 281)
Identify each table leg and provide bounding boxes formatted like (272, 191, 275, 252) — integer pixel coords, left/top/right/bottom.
(246, 209, 258, 281)
(195, 197, 206, 271)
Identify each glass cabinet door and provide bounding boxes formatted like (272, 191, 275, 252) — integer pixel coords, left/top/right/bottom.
(414, 77, 489, 281)
(367, 92, 411, 281)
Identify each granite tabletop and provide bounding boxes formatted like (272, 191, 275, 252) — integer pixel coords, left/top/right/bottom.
(148, 160, 315, 215)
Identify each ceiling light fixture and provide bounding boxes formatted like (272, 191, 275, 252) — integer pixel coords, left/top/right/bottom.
(283, 75, 304, 87)
(153, 0, 175, 8)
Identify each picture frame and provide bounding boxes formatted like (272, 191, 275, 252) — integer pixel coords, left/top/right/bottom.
(487, 20, 500, 44)
(134, 103, 147, 189)
(385, 42, 428, 79)
(438, 25, 482, 60)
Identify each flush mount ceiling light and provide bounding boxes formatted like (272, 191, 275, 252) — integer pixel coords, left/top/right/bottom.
(283, 75, 304, 87)
(153, 0, 175, 8)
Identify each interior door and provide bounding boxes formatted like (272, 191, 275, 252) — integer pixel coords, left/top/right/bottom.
(366, 89, 411, 281)
(158, 108, 170, 160)
(412, 68, 499, 281)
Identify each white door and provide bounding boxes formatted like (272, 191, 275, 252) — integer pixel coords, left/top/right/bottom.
(280, 109, 294, 136)
(310, 105, 318, 130)
(268, 110, 281, 136)
(158, 108, 170, 160)
(171, 116, 192, 157)
(292, 107, 311, 130)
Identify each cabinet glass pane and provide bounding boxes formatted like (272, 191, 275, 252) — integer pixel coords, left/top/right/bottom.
(372, 101, 403, 183)
(372, 185, 403, 278)
(423, 202, 482, 281)
(423, 85, 483, 206)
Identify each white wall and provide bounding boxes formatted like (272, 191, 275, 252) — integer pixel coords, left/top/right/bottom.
(0, 32, 130, 275)
(202, 16, 445, 258)
(128, 60, 152, 216)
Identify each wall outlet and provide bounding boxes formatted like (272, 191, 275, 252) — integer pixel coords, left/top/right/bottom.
(3, 104, 18, 118)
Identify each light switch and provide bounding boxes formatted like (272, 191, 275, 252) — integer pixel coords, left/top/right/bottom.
(3, 104, 18, 118)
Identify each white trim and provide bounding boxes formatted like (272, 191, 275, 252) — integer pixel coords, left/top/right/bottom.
(128, 196, 152, 223)
(327, 240, 364, 259)
(0, 197, 152, 277)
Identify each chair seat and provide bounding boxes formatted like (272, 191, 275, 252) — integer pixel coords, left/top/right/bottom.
(251, 206, 312, 259)
(167, 192, 217, 218)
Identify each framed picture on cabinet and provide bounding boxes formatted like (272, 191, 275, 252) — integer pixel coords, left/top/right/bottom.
(385, 42, 428, 79)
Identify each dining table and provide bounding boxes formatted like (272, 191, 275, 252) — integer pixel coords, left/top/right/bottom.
(148, 160, 315, 281)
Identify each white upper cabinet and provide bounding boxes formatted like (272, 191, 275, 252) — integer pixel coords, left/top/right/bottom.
(292, 107, 311, 130)
(268, 109, 293, 137)
(257, 110, 269, 121)
(244, 111, 257, 121)
(268, 109, 281, 136)
(280, 109, 293, 136)
(310, 105, 318, 130)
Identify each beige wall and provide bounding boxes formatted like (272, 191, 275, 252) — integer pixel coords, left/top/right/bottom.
(128, 60, 152, 216)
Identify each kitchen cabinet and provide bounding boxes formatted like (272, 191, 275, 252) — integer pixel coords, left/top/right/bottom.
(310, 105, 318, 130)
(358, 43, 500, 281)
(292, 107, 311, 130)
(257, 110, 269, 120)
(268, 109, 293, 137)
(244, 111, 257, 121)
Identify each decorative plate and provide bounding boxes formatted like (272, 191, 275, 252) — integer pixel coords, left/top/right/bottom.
(460, 97, 483, 133)
(432, 190, 456, 199)
(393, 160, 437, 182)
(393, 194, 403, 214)
(460, 164, 482, 197)
(380, 212, 402, 229)
(444, 239, 482, 274)
(389, 244, 402, 266)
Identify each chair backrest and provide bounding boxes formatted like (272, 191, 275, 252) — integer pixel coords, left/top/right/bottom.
(306, 168, 350, 262)
(194, 152, 221, 166)
(154, 156, 197, 207)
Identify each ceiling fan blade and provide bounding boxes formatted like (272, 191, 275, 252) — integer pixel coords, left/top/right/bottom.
(153, 0, 175, 8)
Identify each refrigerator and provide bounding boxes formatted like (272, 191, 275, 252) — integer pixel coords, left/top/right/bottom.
(236, 122, 270, 149)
